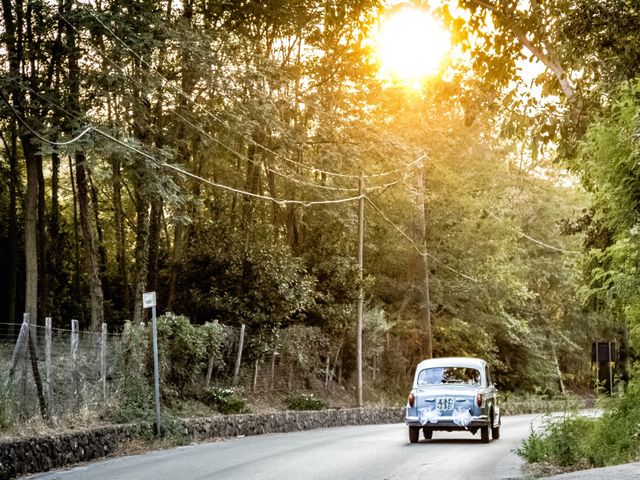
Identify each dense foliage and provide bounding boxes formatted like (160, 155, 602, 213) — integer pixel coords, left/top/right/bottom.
(0, 0, 637, 424)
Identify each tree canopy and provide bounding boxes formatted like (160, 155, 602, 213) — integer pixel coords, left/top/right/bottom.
(1, 0, 637, 399)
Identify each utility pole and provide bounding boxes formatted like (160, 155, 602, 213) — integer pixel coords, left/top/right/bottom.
(415, 160, 432, 358)
(356, 172, 365, 407)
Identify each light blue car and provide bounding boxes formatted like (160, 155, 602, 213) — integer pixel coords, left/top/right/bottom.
(405, 357, 501, 443)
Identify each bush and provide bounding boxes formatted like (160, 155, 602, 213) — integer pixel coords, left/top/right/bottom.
(202, 387, 247, 415)
(517, 414, 596, 467)
(586, 376, 640, 466)
(285, 393, 329, 411)
(518, 425, 549, 464)
(518, 374, 640, 469)
(107, 321, 154, 423)
(157, 313, 206, 399)
(200, 320, 227, 374)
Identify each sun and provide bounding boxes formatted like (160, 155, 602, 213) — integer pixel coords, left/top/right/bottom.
(375, 8, 451, 82)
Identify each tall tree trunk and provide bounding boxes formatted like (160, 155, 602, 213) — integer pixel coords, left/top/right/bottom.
(68, 157, 82, 309)
(2, 0, 22, 339)
(8, 120, 18, 337)
(67, 0, 104, 330)
(166, 0, 196, 310)
(48, 151, 61, 320)
(128, 0, 156, 323)
(25, 149, 48, 417)
(37, 154, 50, 320)
(75, 154, 104, 331)
(414, 167, 432, 359)
(132, 189, 150, 324)
(166, 222, 184, 312)
(88, 171, 107, 276)
(240, 143, 261, 297)
(147, 197, 162, 294)
(24, 152, 38, 330)
(112, 157, 130, 313)
(242, 143, 260, 231)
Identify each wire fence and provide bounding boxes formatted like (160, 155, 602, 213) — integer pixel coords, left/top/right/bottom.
(0, 319, 332, 424)
(1, 317, 125, 422)
(1, 313, 405, 428)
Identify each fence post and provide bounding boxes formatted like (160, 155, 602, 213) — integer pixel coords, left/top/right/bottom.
(270, 341, 278, 391)
(20, 313, 29, 418)
(101, 323, 107, 402)
(8, 318, 29, 384)
(252, 359, 259, 392)
(325, 355, 330, 389)
(205, 356, 214, 388)
(71, 319, 79, 412)
(8, 318, 29, 418)
(232, 323, 245, 387)
(45, 317, 52, 414)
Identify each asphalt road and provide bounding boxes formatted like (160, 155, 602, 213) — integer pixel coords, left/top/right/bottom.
(27, 414, 541, 480)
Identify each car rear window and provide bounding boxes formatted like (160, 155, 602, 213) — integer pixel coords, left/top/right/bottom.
(417, 366, 481, 386)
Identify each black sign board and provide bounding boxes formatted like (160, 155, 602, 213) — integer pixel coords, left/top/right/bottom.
(591, 342, 616, 362)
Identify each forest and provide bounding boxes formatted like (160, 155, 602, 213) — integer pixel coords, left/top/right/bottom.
(1, 0, 639, 421)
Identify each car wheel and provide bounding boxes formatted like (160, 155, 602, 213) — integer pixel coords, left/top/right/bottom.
(480, 425, 490, 443)
(422, 428, 433, 440)
(409, 426, 420, 444)
(491, 424, 500, 440)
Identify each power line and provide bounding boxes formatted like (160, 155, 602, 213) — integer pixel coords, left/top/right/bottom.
(58, 11, 392, 194)
(161, 162, 364, 206)
(31, 52, 422, 199)
(78, 5, 424, 182)
(365, 196, 479, 283)
(484, 210, 582, 255)
(48, 13, 427, 200)
(428, 159, 582, 255)
(0, 87, 363, 206)
(88, 126, 364, 205)
(0, 88, 93, 146)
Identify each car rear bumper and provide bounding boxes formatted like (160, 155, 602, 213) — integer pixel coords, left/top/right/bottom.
(405, 414, 490, 429)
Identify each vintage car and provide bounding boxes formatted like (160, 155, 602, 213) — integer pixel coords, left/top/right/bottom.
(404, 357, 500, 443)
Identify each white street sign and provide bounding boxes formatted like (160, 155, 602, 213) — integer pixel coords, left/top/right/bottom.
(143, 291, 156, 309)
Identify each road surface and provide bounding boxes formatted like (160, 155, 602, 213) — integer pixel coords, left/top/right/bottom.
(27, 414, 541, 480)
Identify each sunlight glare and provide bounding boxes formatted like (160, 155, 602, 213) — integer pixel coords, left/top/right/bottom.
(376, 8, 451, 83)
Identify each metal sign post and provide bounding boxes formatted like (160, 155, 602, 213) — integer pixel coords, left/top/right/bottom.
(143, 291, 161, 436)
(591, 341, 616, 396)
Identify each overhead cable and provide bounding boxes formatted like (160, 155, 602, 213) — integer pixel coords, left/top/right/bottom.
(428, 159, 582, 255)
(365, 196, 479, 283)
(78, 5, 425, 181)
(0, 87, 363, 206)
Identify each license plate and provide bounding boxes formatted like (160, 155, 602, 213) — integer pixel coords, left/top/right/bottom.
(436, 397, 455, 410)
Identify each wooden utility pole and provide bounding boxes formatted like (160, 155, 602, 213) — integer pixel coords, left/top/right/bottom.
(415, 162, 433, 358)
(356, 173, 365, 407)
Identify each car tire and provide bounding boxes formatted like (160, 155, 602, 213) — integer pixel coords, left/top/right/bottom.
(491, 424, 500, 440)
(409, 426, 420, 444)
(480, 425, 490, 443)
(423, 428, 433, 440)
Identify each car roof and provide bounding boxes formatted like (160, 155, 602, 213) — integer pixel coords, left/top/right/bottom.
(414, 357, 486, 371)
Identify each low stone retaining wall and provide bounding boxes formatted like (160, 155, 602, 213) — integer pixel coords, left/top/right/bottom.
(0, 407, 403, 479)
(183, 407, 403, 441)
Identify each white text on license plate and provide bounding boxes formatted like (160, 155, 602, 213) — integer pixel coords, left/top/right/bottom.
(436, 397, 455, 410)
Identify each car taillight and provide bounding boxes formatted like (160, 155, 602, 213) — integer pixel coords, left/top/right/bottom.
(476, 393, 482, 407)
(408, 393, 415, 408)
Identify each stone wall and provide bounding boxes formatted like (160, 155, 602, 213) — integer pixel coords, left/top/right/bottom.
(0, 407, 403, 479)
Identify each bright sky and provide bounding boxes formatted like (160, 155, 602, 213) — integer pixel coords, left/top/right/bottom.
(373, 7, 451, 85)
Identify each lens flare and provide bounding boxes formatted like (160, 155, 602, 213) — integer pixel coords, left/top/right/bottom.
(376, 9, 451, 82)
